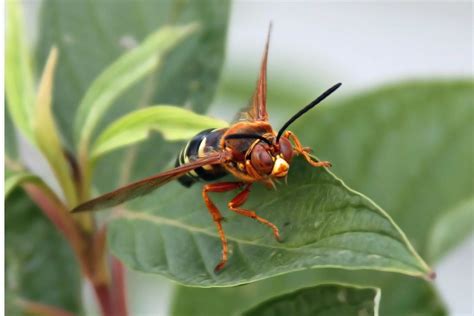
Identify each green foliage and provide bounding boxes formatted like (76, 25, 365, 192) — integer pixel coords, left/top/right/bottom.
(5, 169, 39, 199)
(5, 189, 81, 314)
(427, 197, 474, 263)
(294, 80, 474, 257)
(34, 47, 80, 207)
(74, 24, 199, 152)
(171, 81, 472, 315)
(5, 0, 36, 144)
(241, 284, 380, 316)
(108, 158, 429, 285)
(92, 105, 229, 160)
(37, 0, 231, 195)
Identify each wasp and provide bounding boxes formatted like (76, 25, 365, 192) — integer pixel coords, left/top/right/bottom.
(73, 27, 341, 272)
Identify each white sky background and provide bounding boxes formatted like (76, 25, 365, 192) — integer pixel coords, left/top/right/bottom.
(19, 1, 473, 315)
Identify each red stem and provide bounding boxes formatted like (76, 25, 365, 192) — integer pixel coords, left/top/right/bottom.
(23, 183, 129, 316)
(93, 283, 114, 316)
(111, 257, 128, 316)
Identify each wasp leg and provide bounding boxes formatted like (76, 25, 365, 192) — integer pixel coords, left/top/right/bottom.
(202, 182, 244, 272)
(284, 130, 332, 168)
(227, 184, 281, 242)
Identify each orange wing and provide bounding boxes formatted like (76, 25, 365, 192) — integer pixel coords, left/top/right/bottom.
(72, 151, 231, 213)
(245, 24, 272, 122)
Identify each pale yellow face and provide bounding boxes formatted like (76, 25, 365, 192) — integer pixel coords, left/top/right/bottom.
(271, 156, 289, 178)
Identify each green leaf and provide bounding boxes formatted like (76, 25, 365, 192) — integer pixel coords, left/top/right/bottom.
(108, 157, 430, 286)
(241, 284, 380, 316)
(36, 0, 230, 193)
(172, 270, 444, 316)
(427, 197, 474, 263)
(6, 188, 81, 313)
(75, 23, 199, 152)
(5, 0, 36, 143)
(171, 80, 470, 315)
(91, 106, 229, 160)
(33, 47, 79, 207)
(5, 168, 39, 200)
(294, 80, 474, 257)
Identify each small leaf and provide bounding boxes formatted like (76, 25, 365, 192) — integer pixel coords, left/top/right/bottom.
(91, 106, 229, 159)
(33, 47, 78, 207)
(108, 157, 430, 286)
(5, 168, 39, 199)
(74, 23, 199, 152)
(427, 197, 474, 263)
(5, 0, 36, 143)
(241, 284, 380, 316)
(6, 188, 81, 313)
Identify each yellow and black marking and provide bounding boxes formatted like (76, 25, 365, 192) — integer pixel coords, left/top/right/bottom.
(175, 128, 228, 187)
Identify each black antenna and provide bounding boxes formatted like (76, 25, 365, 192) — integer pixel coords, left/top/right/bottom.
(276, 83, 342, 141)
(225, 133, 272, 146)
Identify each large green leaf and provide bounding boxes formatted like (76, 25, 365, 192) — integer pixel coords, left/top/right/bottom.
(5, 189, 81, 314)
(171, 80, 471, 315)
(241, 284, 380, 316)
(37, 0, 230, 193)
(91, 105, 229, 160)
(294, 80, 474, 257)
(108, 156, 429, 286)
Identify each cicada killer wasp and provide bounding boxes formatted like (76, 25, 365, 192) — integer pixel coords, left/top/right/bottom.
(72, 26, 341, 272)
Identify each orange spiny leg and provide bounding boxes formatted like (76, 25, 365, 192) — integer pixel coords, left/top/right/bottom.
(284, 130, 332, 168)
(202, 182, 244, 272)
(227, 184, 281, 242)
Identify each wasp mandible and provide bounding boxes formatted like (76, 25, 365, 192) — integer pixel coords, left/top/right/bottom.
(73, 26, 342, 272)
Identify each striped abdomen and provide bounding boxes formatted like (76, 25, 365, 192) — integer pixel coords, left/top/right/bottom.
(175, 128, 228, 187)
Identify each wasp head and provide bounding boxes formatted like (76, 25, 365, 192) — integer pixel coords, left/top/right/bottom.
(248, 136, 293, 178)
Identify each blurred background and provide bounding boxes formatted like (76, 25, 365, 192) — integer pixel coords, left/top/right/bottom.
(18, 1, 473, 315)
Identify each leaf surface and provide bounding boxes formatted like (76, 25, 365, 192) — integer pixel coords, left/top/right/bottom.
(108, 156, 430, 286)
(92, 105, 229, 159)
(241, 284, 380, 316)
(34, 47, 79, 207)
(74, 24, 199, 151)
(171, 80, 471, 315)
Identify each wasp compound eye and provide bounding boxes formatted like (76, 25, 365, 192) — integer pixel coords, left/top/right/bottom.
(278, 137, 294, 163)
(250, 144, 274, 175)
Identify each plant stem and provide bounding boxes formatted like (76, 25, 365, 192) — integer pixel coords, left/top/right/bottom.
(111, 257, 128, 316)
(93, 282, 114, 316)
